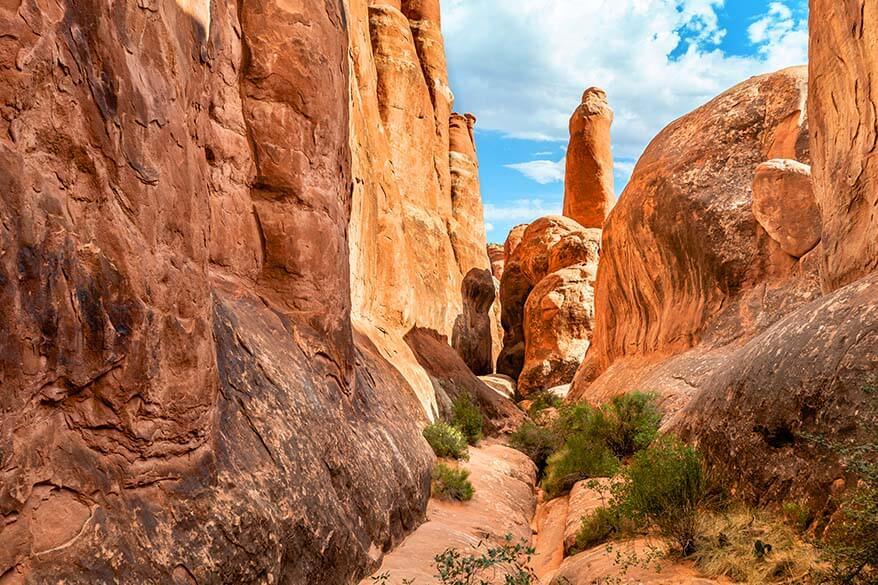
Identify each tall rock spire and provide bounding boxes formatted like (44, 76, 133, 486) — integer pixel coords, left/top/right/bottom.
(563, 87, 615, 228)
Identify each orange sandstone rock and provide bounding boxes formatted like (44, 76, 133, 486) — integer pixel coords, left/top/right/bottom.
(498, 216, 601, 395)
(809, 0, 878, 291)
(563, 88, 615, 228)
(573, 67, 815, 393)
(752, 159, 821, 258)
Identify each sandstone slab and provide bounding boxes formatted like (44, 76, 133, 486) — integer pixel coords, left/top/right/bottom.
(752, 159, 820, 258)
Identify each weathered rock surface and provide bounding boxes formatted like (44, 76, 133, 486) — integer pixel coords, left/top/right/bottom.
(520, 264, 598, 395)
(573, 67, 816, 396)
(449, 113, 490, 277)
(405, 328, 526, 435)
(563, 88, 615, 228)
(0, 0, 502, 581)
(674, 272, 878, 503)
(531, 480, 612, 579)
(488, 243, 506, 280)
(348, 0, 494, 413)
(0, 1, 436, 582)
(809, 0, 878, 291)
(752, 159, 821, 258)
(499, 216, 601, 396)
(361, 443, 537, 585)
(548, 540, 721, 585)
(453, 268, 498, 376)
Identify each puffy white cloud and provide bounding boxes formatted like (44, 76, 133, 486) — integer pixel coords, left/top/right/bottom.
(485, 221, 496, 233)
(484, 198, 563, 223)
(505, 158, 566, 184)
(442, 0, 808, 162)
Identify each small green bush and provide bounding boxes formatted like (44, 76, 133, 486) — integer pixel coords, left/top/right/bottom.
(423, 422, 469, 460)
(573, 506, 621, 552)
(542, 433, 619, 499)
(781, 501, 814, 533)
(451, 393, 483, 445)
(509, 421, 559, 474)
(432, 462, 475, 501)
(527, 391, 563, 418)
(614, 436, 707, 556)
(552, 402, 599, 441)
(595, 392, 662, 459)
(434, 534, 537, 585)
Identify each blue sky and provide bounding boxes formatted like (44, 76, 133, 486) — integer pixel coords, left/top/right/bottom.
(440, 0, 809, 242)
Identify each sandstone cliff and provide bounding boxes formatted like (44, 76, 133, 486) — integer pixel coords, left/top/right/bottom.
(809, 0, 878, 291)
(571, 66, 816, 399)
(0, 0, 497, 582)
(571, 63, 877, 504)
(348, 0, 496, 416)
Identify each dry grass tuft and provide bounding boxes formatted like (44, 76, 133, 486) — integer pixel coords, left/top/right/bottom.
(693, 506, 824, 584)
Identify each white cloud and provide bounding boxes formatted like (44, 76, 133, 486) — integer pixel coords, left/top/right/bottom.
(485, 221, 496, 233)
(505, 158, 566, 184)
(484, 198, 562, 223)
(442, 1, 808, 162)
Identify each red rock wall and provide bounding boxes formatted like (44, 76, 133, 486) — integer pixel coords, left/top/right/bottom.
(809, 0, 878, 291)
(574, 67, 815, 391)
(348, 0, 494, 410)
(0, 1, 432, 582)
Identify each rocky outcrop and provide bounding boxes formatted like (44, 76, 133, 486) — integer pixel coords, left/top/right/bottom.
(498, 216, 601, 396)
(449, 113, 490, 276)
(563, 88, 615, 229)
(0, 0, 501, 581)
(752, 159, 821, 258)
(452, 268, 497, 376)
(0, 1, 435, 582)
(520, 263, 597, 395)
(488, 243, 505, 280)
(674, 272, 878, 504)
(348, 0, 494, 413)
(361, 443, 537, 585)
(809, 0, 878, 291)
(572, 67, 816, 397)
(405, 328, 525, 434)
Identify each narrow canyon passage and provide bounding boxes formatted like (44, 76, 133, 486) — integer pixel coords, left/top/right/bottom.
(364, 429, 724, 584)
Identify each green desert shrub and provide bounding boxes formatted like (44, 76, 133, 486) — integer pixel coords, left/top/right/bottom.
(423, 422, 469, 460)
(614, 436, 707, 556)
(593, 392, 662, 459)
(573, 506, 622, 552)
(434, 534, 537, 585)
(542, 433, 619, 499)
(539, 393, 661, 498)
(781, 500, 814, 533)
(432, 462, 475, 501)
(509, 420, 559, 474)
(527, 390, 563, 418)
(451, 393, 484, 445)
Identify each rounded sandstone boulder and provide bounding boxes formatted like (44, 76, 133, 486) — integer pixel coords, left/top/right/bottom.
(752, 159, 821, 258)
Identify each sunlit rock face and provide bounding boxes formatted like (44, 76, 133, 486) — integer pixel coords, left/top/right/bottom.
(497, 216, 601, 396)
(572, 59, 878, 505)
(572, 66, 814, 393)
(348, 0, 495, 415)
(809, 0, 878, 292)
(563, 87, 615, 229)
(0, 0, 447, 581)
(752, 159, 821, 259)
